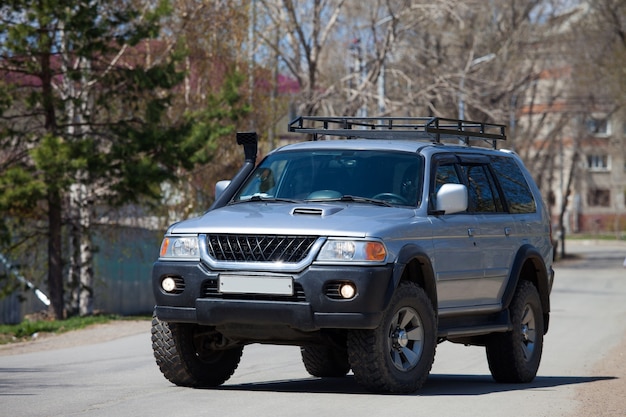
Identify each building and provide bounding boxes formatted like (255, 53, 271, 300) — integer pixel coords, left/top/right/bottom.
(576, 111, 625, 233)
(516, 3, 625, 236)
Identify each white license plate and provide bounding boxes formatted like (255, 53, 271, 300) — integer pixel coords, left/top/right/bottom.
(218, 275, 294, 296)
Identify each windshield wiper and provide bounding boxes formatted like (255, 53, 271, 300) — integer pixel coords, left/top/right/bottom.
(339, 195, 393, 207)
(231, 195, 300, 204)
(304, 195, 393, 206)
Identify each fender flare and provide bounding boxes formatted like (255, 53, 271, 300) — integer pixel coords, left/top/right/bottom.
(387, 244, 438, 312)
(501, 244, 552, 330)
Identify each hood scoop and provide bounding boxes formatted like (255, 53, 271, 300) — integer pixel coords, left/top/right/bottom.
(291, 206, 343, 217)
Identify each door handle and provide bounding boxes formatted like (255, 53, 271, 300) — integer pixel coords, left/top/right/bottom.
(467, 228, 475, 237)
(504, 227, 512, 236)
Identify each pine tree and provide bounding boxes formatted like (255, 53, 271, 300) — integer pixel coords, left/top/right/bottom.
(0, 0, 245, 318)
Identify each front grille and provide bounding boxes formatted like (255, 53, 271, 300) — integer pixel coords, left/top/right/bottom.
(205, 234, 318, 263)
(201, 279, 307, 302)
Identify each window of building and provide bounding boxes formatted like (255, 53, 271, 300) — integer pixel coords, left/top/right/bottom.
(587, 189, 611, 207)
(587, 154, 610, 171)
(586, 117, 610, 136)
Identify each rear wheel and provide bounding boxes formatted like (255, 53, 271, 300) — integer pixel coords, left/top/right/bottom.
(486, 280, 544, 383)
(151, 311, 243, 387)
(301, 345, 350, 377)
(347, 282, 437, 393)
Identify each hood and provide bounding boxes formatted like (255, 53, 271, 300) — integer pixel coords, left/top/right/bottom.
(168, 201, 419, 238)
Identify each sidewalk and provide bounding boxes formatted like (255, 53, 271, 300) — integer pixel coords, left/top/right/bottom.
(555, 238, 626, 265)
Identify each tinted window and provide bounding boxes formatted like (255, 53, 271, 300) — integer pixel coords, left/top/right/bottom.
(434, 163, 461, 194)
(233, 149, 424, 207)
(490, 156, 536, 213)
(461, 164, 502, 213)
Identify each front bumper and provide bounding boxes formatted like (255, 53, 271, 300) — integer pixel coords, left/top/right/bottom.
(152, 261, 393, 331)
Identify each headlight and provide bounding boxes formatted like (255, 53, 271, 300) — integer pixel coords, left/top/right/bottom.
(317, 240, 387, 263)
(160, 236, 200, 259)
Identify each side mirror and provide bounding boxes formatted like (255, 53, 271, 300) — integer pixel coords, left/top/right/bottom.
(215, 180, 231, 201)
(436, 183, 468, 214)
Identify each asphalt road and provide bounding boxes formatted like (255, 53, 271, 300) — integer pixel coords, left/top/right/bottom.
(1, 240, 625, 417)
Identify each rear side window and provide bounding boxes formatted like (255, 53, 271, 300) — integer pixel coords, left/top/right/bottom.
(490, 156, 536, 213)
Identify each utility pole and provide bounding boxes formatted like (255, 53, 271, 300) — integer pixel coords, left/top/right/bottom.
(248, 0, 256, 130)
(349, 38, 366, 117)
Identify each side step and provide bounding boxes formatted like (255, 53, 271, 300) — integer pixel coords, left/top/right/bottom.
(438, 324, 512, 339)
(437, 309, 512, 340)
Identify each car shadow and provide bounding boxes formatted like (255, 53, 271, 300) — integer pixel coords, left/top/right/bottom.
(216, 373, 616, 396)
(419, 374, 614, 396)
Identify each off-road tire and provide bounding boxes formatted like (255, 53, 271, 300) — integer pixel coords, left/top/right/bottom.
(347, 281, 437, 393)
(151, 311, 243, 387)
(301, 345, 350, 377)
(486, 280, 544, 383)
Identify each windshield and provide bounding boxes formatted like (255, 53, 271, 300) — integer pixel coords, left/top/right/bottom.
(233, 149, 424, 207)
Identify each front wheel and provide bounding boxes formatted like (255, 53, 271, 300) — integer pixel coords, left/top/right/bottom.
(151, 311, 243, 387)
(347, 282, 437, 393)
(486, 280, 544, 383)
(301, 344, 350, 377)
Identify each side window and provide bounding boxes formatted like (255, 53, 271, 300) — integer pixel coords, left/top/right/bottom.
(434, 163, 461, 194)
(490, 156, 536, 213)
(430, 161, 464, 212)
(461, 164, 503, 213)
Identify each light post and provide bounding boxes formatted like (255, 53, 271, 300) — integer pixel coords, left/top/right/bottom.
(348, 15, 394, 117)
(458, 53, 495, 120)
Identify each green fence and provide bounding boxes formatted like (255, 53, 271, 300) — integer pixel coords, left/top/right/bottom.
(92, 227, 162, 316)
(0, 226, 163, 324)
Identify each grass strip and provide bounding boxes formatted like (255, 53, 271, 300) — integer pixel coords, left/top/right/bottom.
(0, 314, 142, 345)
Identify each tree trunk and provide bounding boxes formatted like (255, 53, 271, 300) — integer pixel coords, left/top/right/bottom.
(69, 180, 95, 316)
(558, 144, 579, 260)
(40, 37, 65, 320)
(78, 184, 94, 316)
(47, 188, 65, 320)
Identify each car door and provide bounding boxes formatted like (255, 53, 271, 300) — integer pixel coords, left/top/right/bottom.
(429, 155, 483, 311)
(489, 154, 548, 258)
(458, 156, 516, 308)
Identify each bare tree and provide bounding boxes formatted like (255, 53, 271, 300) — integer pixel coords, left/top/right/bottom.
(513, 0, 626, 251)
(256, 0, 345, 116)
(154, 0, 257, 220)
(569, 0, 625, 238)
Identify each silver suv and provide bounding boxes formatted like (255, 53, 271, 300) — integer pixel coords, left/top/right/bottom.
(151, 116, 554, 393)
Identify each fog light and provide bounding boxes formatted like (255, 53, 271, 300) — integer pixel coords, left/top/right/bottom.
(162, 277, 177, 293)
(339, 283, 356, 299)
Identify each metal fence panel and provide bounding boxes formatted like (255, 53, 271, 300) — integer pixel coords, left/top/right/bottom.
(0, 226, 162, 323)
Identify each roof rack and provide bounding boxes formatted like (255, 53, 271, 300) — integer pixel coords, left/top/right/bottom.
(288, 116, 506, 149)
